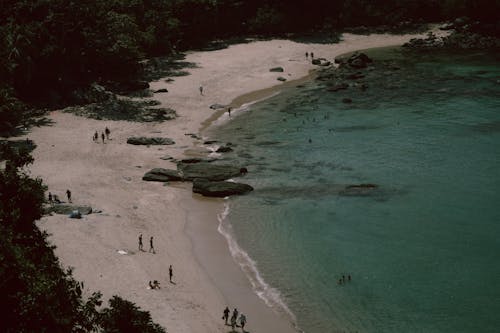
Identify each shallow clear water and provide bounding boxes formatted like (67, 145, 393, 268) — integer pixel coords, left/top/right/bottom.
(209, 48, 500, 333)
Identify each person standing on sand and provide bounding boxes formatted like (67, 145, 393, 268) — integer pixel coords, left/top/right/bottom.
(66, 189, 72, 203)
(222, 306, 230, 325)
(48, 192, 52, 203)
(101, 132, 105, 143)
(105, 127, 110, 140)
(138, 234, 143, 251)
(93, 131, 98, 141)
(230, 313, 237, 330)
(199, 85, 203, 95)
(306, 52, 309, 59)
(228, 107, 232, 117)
(239, 313, 247, 332)
(311, 52, 314, 59)
(169, 265, 173, 283)
(149, 236, 155, 254)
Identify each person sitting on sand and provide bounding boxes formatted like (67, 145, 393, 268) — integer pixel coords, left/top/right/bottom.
(149, 281, 154, 289)
(153, 280, 161, 289)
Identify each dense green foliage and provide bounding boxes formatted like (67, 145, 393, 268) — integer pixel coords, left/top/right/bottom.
(0, 145, 165, 333)
(0, 0, 498, 131)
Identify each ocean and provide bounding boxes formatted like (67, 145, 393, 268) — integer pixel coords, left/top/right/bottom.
(207, 47, 500, 333)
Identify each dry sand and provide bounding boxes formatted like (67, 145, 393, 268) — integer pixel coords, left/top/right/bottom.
(24, 30, 441, 332)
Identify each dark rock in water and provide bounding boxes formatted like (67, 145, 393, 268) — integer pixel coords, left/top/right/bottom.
(46, 204, 93, 215)
(178, 162, 243, 181)
(328, 83, 349, 92)
(127, 137, 175, 145)
(277, 76, 287, 82)
(143, 168, 183, 182)
(340, 184, 378, 196)
(180, 158, 215, 164)
(192, 179, 253, 197)
(342, 98, 353, 104)
(154, 88, 168, 93)
(348, 52, 373, 68)
(210, 104, 227, 110)
(270, 67, 284, 72)
(216, 145, 233, 153)
(239, 167, 248, 174)
(345, 72, 365, 80)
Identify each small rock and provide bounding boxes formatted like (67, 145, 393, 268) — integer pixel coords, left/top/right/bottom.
(277, 77, 287, 82)
(270, 67, 284, 72)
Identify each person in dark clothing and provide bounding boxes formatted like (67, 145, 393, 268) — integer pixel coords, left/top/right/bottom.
(48, 192, 53, 203)
(222, 306, 230, 325)
(101, 132, 105, 143)
(66, 189, 72, 203)
(138, 234, 143, 251)
(105, 127, 110, 139)
(169, 265, 173, 283)
(149, 236, 155, 254)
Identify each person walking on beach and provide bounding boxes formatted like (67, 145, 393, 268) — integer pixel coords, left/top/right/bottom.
(149, 236, 155, 254)
(228, 107, 232, 117)
(222, 306, 230, 325)
(199, 85, 204, 96)
(105, 127, 110, 140)
(306, 51, 309, 59)
(230, 312, 237, 331)
(311, 52, 314, 59)
(239, 313, 247, 332)
(231, 308, 238, 327)
(138, 234, 143, 251)
(48, 192, 53, 203)
(169, 265, 173, 283)
(93, 131, 98, 142)
(66, 189, 72, 203)
(101, 132, 105, 143)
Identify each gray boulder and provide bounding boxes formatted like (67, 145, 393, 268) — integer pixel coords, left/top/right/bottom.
(47, 204, 93, 215)
(193, 179, 253, 197)
(270, 67, 284, 72)
(210, 104, 227, 110)
(127, 137, 175, 145)
(143, 168, 183, 182)
(178, 162, 243, 181)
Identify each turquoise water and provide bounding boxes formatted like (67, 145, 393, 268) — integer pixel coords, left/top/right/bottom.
(209, 49, 500, 333)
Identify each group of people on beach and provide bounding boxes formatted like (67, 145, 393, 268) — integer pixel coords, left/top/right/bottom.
(138, 234, 156, 254)
(47, 189, 72, 204)
(222, 307, 247, 332)
(147, 265, 174, 290)
(92, 127, 111, 143)
(338, 274, 352, 285)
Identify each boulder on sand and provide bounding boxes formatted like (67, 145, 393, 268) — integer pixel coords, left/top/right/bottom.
(127, 137, 175, 145)
(192, 179, 253, 197)
(143, 168, 183, 182)
(178, 162, 243, 181)
(270, 67, 284, 72)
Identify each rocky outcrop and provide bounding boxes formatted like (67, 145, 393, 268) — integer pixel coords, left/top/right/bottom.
(142, 168, 183, 182)
(127, 137, 175, 145)
(178, 162, 243, 181)
(216, 145, 233, 153)
(154, 88, 168, 93)
(46, 204, 93, 215)
(192, 179, 253, 197)
(210, 104, 227, 110)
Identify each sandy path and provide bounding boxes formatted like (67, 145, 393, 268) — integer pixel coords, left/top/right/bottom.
(25, 30, 441, 333)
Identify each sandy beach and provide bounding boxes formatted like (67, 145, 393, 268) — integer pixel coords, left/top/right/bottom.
(25, 30, 442, 332)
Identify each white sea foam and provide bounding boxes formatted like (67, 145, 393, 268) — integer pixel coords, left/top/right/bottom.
(216, 201, 298, 324)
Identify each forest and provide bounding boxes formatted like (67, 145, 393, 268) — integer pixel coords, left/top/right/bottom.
(0, 1, 499, 332)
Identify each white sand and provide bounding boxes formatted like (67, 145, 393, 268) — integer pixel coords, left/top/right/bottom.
(25, 30, 441, 332)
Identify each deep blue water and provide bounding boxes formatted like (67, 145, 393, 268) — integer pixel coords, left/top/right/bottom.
(209, 48, 500, 333)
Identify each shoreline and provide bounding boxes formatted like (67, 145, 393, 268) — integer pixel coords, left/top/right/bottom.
(25, 30, 445, 333)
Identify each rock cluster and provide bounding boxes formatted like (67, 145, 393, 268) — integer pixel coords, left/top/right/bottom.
(127, 137, 176, 145)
